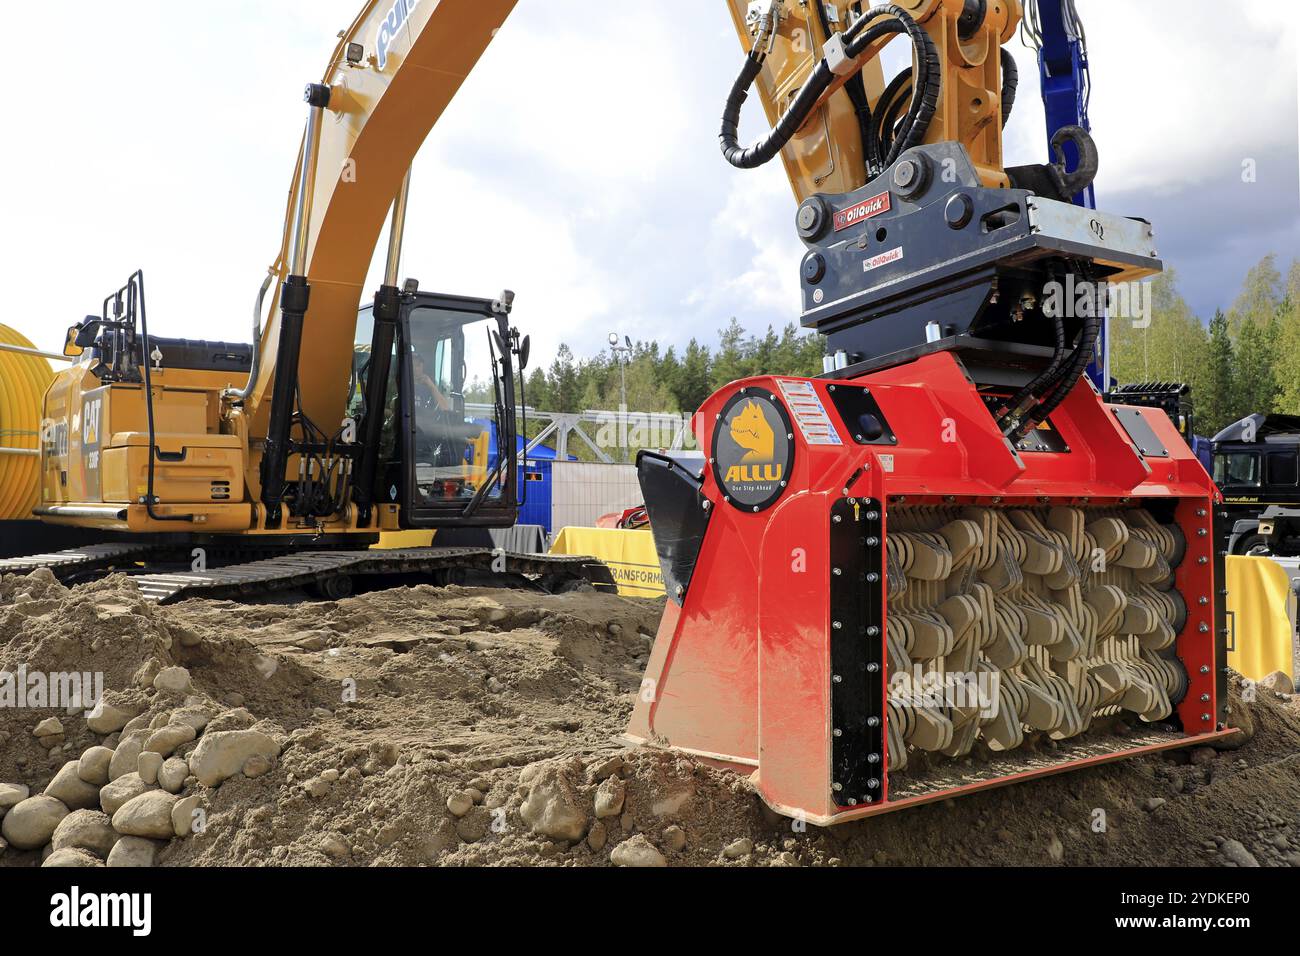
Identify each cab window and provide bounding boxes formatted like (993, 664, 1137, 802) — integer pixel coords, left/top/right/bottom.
(1214, 452, 1260, 487)
(1266, 449, 1299, 486)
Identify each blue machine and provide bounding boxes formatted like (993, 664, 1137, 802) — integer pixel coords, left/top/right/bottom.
(1025, 0, 1104, 389)
(480, 423, 567, 533)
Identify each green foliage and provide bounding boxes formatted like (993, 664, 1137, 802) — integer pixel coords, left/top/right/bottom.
(1108, 256, 1299, 437)
(525, 319, 825, 416)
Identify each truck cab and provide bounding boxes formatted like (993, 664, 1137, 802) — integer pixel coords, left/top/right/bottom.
(1212, 414, 1300, 554)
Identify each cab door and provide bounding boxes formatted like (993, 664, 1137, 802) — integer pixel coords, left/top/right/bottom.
(395, 292, 518, 528)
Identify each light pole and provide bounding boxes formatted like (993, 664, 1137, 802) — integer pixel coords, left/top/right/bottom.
(609, 332, 633, 461)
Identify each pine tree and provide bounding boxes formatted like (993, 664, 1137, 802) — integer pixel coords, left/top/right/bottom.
(1202, 309, 1235, 435)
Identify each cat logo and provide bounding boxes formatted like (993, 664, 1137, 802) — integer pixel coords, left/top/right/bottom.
(712, 389, 794, 512)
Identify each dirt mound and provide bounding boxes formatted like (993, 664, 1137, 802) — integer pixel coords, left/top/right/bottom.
(2, 570, 1299, 867)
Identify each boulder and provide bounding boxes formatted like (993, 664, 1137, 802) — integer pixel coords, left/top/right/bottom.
(519, 763, 588, 842)
(157, 758, 188, 794)
(145, 722, 197, 758)
(77, 746, 115, 786)
(1, 795, 70, 850)
(152, 666, 192, 696)
(107, 836, 158, 868)
(108, 730, 148, 782)
(171, 794, 202, 838)
(85, 700, 140, 735)
(610, 834, 667, 867)
(187, 729, 281, 787)
(594, 777, 626, 819)
(43, 847, 103, 868)
(51, 809, 119, 858)
(138, 751, 163, 785)
(0, 783, 31, 813)
(112, 791, 179, 840)
(100, 773, 151, 816)
(44, 761, 103, 811)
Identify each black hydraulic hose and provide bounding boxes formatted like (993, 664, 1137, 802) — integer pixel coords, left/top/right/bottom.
(720, 52, 835, 169)
(1000, 47, 1018, 125)
(999, 305, 1065, 428)
(135, 271, 195, 523)
(720, 5, 939, 174)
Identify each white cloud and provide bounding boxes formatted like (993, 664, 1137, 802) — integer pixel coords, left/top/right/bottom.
(2, 0, 1295, 369)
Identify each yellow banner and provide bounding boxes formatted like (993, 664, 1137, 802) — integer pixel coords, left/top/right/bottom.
(550, 527, 664, 598)
(1225, 555, 1297, 681)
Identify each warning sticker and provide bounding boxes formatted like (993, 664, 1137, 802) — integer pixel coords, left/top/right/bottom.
(777, 380, 843, 446)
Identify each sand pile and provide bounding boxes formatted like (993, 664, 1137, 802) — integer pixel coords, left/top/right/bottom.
(2, 568, 1299, 867)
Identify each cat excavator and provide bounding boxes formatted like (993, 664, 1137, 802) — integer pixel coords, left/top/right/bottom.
(2, 0, 1233, 823)
(1, 0, 613, 600)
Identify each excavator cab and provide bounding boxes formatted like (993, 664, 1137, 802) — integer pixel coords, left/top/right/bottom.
(354, 289, 521, 529)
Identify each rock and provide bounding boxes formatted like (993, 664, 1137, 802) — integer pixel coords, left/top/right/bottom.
(107, 836, 158, 868)
(723, 838, 754, 859)
(1189, 747, 1217, 766)
(0, 783, 30, 812)
(145, 723, 197, 758)
(1219, 840, 1260, 867)
(519, 764, 588, 842)
(651, 788, 693, 817)
(108, 730, 148, 782)
(157, 758, 188, 794)
(33, 717, 64, 738)
(168, 705, 213, 734)
(610, 834, 667, 868)
(137, 751, 163, 785)
(594, 777, 626, 819)
(1047, 835, 1064, 863)
(112, 791, 179, 840)
(243, 755, 273, 779)
(1259, 671, 1294, 695)
(43, 847, 104, 868)
(51, 810, 119, 858)
(188, 729, 281, 787)
(1, 795, 70, 850)
(320, 833, 350, 861)
(86, 701, 139, 735)
(587, 754, 624, 780)
(77, 746, 115, 786)
(447, 791, 474, 817)
(100, 773, 152, 815)
(172, 794, 202, 838)
(152, 666, 192, 695)
(1142, 797, 1167, 812)
(1216, 700, 1255, 750)
(44, 760, 102, 811)
(587, 820, 608, 852)
(663, 825, 687, 852)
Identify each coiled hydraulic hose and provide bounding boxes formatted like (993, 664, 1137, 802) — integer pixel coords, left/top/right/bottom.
(720, 5, 940, 177)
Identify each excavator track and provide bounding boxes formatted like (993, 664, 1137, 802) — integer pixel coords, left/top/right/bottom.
(0, 543, 165, 579)
(0, 544, 615, 604)
(130, 548, 615, 605)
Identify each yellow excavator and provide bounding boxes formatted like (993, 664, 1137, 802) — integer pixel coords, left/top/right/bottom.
(3, 0, 615, 600)
(4, 0, 1231, 824)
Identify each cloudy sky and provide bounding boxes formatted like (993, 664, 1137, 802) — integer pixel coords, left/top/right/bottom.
(3, 1, 1297, 366)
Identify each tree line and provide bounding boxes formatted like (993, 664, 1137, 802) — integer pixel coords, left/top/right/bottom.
(1110, 255, 1300, 437)
(511, 253, 1298, 442)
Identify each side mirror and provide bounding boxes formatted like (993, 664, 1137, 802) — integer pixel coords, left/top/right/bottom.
(518, 335, 531, 371)
(62, 326, 84, 358)
(73, 318, 101, 348)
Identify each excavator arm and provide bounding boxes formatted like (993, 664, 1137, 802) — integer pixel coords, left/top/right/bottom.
(243, 0, 518, 514)
(721, 0, 1023, 203)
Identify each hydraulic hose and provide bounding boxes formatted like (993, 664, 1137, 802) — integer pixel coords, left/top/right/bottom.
(720, 5, 939, 176)
(1000, 48, 1018, 125)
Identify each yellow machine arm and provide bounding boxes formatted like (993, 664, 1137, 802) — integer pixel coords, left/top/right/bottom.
(242, 0, 518, 443)
(721, 0, 1022, 202)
